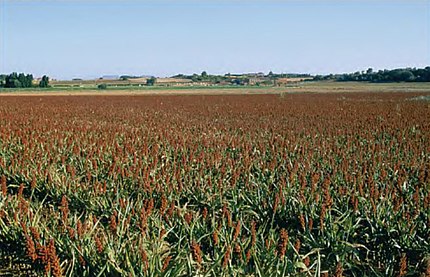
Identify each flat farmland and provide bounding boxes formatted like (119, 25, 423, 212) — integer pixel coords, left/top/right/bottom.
(0, 92, 429, 276)
(1, 81, 430, 96)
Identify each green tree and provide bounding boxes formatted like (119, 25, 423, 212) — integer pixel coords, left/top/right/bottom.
(191, 74, 201, 82)
(39, 75, 50, 88)
(98, 83, 108, 89)
(5, 72, 19, 88)
(146, 77, 156, 86)
(397, 70, 415, 82)
(0, 74, 5, 87)
(25, 74, 33, 87)
(13, 79, 22, 88)
(18, 73, 26, 87)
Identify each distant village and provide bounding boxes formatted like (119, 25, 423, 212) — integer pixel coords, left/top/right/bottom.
(3, 67, 429, 89)
(49, 72, 313, 88)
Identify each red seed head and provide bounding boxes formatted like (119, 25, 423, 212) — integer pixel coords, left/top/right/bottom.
(141, 249, 149, 270)
(246, 248, 252, 264)
(294, 238, 301, 253)
(210, 229, 218, 246)
(223, 246, 231, 269)
(25, 235, 38, 262)
(233, 220, 241, 241)
(299, 214, 306, 231)
(109, 213, 117, 234)
(277, 228, 288, 259)
(162, 256, 172, 272)
(202, 207, 208, 220)
(95, 235, 104, 254)
(191, 241, 203, 265)
(250, 221, 257, 247)
(398, 254, 407, 277)
(18, 183, 25, 198)
(335, 262, 343, 277)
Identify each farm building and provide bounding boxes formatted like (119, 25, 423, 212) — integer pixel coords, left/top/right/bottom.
(155, 78, 193, 86)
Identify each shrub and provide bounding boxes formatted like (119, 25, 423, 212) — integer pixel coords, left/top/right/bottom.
(98, 83, 107, 90)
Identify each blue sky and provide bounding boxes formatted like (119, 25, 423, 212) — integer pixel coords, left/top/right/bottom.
(0, 0, 429, 79)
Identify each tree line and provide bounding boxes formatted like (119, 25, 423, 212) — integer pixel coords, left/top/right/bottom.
(313, 67, 430, 82)
(0, 72, 50, 88)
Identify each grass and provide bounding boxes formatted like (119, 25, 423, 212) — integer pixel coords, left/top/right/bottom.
(2, 81, 430, 95)
(0, 85, 271, 92)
